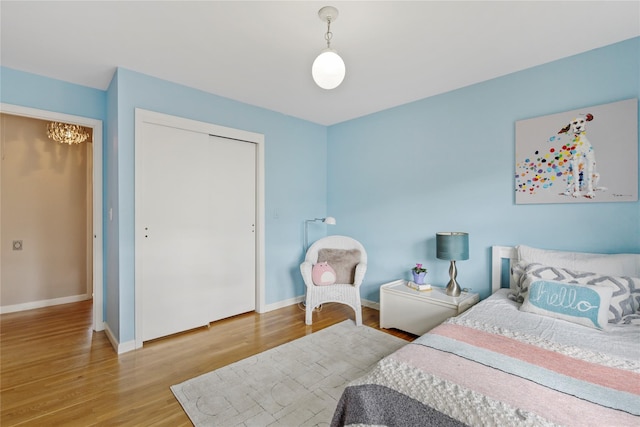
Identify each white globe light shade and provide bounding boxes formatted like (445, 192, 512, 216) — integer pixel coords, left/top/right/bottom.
(312, 49, 345, 89)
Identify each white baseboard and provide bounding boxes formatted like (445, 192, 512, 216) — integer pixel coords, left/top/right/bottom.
(118, 340, 136, 354)
(262, 295, 305, 313)
(0, 293, 91, 314)
(361, 298, 379, 310)
(104, 323, 136, 354)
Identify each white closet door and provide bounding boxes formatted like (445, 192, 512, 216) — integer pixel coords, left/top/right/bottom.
(207, 135, 256, 322)
(138, 123, 255, 342)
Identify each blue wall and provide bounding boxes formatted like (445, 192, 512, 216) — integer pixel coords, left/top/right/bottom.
(0, 67, 106, 119)
(105, 71, 120, 340)
(327, 37, 640, 301)
(2, 37, 639, 344)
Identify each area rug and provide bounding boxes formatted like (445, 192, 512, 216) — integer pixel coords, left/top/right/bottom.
(170, 320, 407, 426)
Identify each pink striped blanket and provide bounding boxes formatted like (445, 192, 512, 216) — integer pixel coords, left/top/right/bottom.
(332, 318, 640, 426)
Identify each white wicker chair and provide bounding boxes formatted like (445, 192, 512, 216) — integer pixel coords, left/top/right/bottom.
(300, 235, 367, 326)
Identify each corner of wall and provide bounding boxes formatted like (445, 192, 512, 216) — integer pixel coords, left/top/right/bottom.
(104, 322, 135, 354)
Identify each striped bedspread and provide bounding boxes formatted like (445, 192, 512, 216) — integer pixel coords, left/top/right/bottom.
(332, 317, 640, 427)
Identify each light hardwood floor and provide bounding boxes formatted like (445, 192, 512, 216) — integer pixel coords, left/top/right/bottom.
(1, 300, 415, 426)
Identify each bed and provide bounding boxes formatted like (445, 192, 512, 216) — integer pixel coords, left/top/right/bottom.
(331, 245, 640, 426)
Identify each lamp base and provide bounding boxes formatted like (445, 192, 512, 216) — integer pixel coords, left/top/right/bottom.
(445, 278, 462, 297)
(445, 260, 462, 297)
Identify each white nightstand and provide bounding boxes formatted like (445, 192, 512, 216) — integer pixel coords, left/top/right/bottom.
(380, 280, 479, 336)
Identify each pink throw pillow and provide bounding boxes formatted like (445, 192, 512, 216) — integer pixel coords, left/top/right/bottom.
(312, 262, 336, 286)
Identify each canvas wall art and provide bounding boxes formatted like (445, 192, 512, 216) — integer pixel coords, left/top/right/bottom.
(515, 98, 638, 204)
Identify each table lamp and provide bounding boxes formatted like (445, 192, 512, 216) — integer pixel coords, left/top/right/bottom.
(436, 232, 469, 297)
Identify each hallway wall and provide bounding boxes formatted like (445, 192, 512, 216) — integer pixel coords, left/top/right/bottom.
(1, 113, 92, 311)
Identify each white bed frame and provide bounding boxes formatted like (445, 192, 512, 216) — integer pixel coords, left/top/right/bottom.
(491, 246, 518, 293)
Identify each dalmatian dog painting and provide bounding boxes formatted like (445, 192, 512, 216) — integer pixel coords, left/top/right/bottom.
(557, 113, 603, 198)
(514, 98, 638, 204)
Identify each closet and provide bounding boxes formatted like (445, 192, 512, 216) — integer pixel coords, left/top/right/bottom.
(135, 111, 259, 343)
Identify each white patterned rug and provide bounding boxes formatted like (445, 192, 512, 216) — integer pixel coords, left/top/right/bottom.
(171, 320, 407, 426)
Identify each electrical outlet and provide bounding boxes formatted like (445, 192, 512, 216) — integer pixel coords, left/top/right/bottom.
(12, 240, 23, 250)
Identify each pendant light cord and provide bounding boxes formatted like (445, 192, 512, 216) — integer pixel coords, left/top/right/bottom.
(325, 18, 333, 48)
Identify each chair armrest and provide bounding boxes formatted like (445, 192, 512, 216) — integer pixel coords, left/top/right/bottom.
(353, 262, 367, 287)
(300, 261, 314, 288)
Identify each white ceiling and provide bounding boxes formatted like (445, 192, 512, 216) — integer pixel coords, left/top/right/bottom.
(1, 1, 638, 126)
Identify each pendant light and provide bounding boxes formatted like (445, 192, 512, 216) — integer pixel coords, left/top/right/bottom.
(312, 6, 345, 90)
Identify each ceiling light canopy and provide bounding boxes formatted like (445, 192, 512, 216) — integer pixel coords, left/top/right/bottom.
(47, 122, 89, 145)
(312, 6, 345, 90)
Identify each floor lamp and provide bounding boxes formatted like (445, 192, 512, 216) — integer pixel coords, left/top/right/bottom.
(301, 216, 336, 311)
(303, 216, 336, 251)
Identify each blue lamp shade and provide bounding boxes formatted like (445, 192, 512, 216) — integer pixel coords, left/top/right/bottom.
(436, 232, 469, 261)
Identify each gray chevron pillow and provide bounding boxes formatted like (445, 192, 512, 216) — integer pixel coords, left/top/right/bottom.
(516, 263, 639, 324)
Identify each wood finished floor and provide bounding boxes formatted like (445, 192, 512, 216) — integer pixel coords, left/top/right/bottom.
(1, 301, 415, 426)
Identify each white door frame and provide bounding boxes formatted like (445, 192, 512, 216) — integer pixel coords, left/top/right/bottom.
(1, 103, 104, 331)
(134, 108, 265, 348)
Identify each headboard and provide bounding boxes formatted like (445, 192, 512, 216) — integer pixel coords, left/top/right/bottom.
(491, 246, 518, 293)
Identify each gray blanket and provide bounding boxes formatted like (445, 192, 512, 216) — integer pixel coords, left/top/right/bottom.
(331, 384, 467, 427)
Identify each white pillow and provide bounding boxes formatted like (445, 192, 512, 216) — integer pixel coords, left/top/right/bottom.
(520, 276, 612, 330)
(517, 245, 640, 277)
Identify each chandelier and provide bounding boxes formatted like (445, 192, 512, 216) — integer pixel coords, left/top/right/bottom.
(46, 122, 90, 145)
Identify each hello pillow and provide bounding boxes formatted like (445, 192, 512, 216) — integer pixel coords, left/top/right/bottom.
(511, 246, 640, 308)
(312, 262, 336, 286)
(520, 277, 612, 330)
(518, 263, 638, 324)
